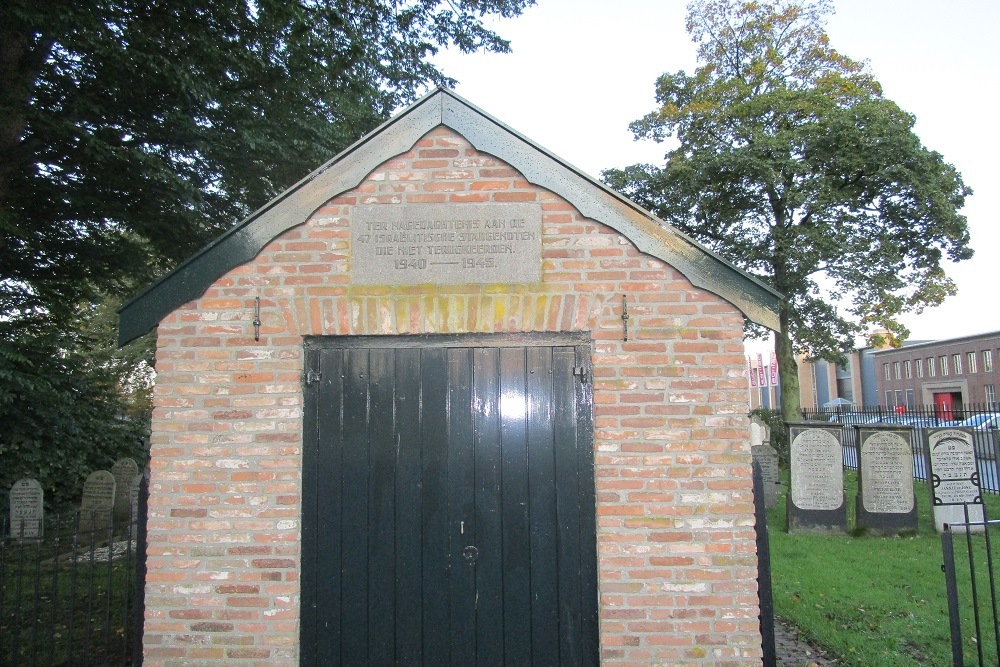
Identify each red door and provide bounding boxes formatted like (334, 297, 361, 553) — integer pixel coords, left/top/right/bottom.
(935, 392, 955, 421)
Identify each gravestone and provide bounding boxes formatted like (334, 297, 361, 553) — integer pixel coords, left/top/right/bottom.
(9, 478, 44, 539)
(856, 427, 917, 533)
(751, 443, 780, 509)
(129, 472, 144, 522)
(927, 428, 985, 533)
(111, 457, 139, 520)
(80, 470, 116, 533)
(786, 423, 846, 533)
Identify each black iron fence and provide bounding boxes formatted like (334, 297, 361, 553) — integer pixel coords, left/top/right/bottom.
(802, 403, 1000, 493)
(941, 506, 1000, 667)
(0, 478, 147, 666)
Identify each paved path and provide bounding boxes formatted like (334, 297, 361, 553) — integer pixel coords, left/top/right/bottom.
(774, 617, 837, 666)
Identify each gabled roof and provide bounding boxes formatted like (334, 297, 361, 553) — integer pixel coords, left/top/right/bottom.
(118, 88, 781, 345)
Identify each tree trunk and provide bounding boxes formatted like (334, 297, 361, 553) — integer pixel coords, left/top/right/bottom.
(776, 303, 801, 423)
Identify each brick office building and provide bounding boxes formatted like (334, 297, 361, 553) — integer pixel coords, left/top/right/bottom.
(876, 330, 1000, 414)
(118, 89, 780, 665)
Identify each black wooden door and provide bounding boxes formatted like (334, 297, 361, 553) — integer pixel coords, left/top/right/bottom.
(301, 333, 597, 666)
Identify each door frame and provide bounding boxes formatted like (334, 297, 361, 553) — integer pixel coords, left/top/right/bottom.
(299, 331, 597, 665)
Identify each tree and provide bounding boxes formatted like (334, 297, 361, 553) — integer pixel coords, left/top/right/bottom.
(0, 0, 532, 498)
(603, 0, 971, 421)
(1, 0, 533, 322)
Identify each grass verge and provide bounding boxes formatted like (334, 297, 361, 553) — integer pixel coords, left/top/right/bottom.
(769, 468, 1000, 666)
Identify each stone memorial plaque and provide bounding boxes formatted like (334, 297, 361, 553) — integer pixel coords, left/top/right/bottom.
(111, 458, 139, 520)
(351, 203, 542, 285)
(927, 428, 984, 533)
(80, 470, 116, 533)
(787, 423, 846, 533)
(856, 427, 917, 533)
(751, 444, 780, 509)
(9, 478, 44, 539)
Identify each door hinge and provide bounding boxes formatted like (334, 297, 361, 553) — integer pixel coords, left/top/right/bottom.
(573, 366, 588, 383)
(305, 369, 322, 386)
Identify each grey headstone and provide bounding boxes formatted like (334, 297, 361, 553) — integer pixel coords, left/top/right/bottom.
(856, 427, 918, 533)
(350, 203, 542, 285)
(9, 478, 44, 539)
(751, 444, 780, 510)
(129, 472, 144, 522)
(111, 458, 139, 520)
(786, 423, 846, 533)
(927, 428, 985, 533)
(80, 470, 116, 533)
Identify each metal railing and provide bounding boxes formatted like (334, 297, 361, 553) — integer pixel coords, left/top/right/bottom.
(0, 478, 148, 666)
(802, 403, 1000, 493)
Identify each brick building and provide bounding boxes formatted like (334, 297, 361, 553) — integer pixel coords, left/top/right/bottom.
(875, 330, 1000, 413)
(118, 89, 780, 665)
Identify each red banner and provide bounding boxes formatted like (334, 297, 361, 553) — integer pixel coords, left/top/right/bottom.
(757, 353, 766, 386)
(748, 357, 757, 387)
(769, 352, 778, 386)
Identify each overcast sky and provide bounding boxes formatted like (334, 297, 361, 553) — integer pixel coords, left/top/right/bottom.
(430, 0, 1000, 349)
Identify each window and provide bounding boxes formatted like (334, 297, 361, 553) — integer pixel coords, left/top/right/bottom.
(884, 363, 891, 381)
(916, 358, 924, 378)
(895, 389, 904, 407)
(985, 350, 994, 373)
(894, 361, 901, 380)
(906, 388, 915, 408)
(941, 356, 949, 376)
(988, 384, 997, 406)
(928, 357, 936, 377)
(904, 360, 912, 379)
(953, 354, 962, 375)
(968, 352, 978, 374)
(885, 390, 894, 407)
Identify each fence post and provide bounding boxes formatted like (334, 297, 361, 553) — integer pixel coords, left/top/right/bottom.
(753, 460, 776, 667)
(132, 471, 149, 667)
(942, 526, 965, 667)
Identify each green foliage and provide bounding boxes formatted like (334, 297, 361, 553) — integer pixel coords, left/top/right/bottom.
(0, 0, 533, 322)
(0, 303, 150, 512)
(0, 0, 531, 505)
(603, 0, 971, 418)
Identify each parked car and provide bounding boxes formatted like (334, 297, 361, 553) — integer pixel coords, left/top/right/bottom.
(826, 412, 880, 425)
(955, 413, 999, 460)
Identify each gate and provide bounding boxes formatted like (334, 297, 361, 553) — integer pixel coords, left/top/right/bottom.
(941, 507, 1000, 666)
(301, 333, 598, 666)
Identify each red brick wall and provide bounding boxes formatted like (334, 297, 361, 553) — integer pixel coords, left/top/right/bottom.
(145, 126, 761, 664)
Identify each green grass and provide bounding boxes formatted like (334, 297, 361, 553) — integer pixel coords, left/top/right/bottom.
(769, 468, 1000, 666)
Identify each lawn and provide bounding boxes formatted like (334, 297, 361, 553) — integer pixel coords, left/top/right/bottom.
(769, 468, 1000, 666)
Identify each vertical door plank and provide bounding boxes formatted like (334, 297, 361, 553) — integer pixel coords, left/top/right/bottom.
(315, 348, 344, 664)
(499, 347, 532, 666)
(368, 348, 396, 665)
(552, 346, 584, 665)
(394, 348, 423, 665)
(473, 347, 504, 665)
(574, 345, 600, 666)
(420, 347, 451, 665)
(300, 347, 321, 666)
(341, 348, 371, 664)
(447, 348, 477, 666)
(526, 346, 560, 666)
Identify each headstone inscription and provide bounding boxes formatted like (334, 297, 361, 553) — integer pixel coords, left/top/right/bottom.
(927, 428, 984, 533)
(9, 478, 44, 539)
(80, 470, 116, 533)
(786, 423, 846, 533)
(856, 427, 917, 533)
(111, 457, 139, 520)
(751, 444, 780, 509)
